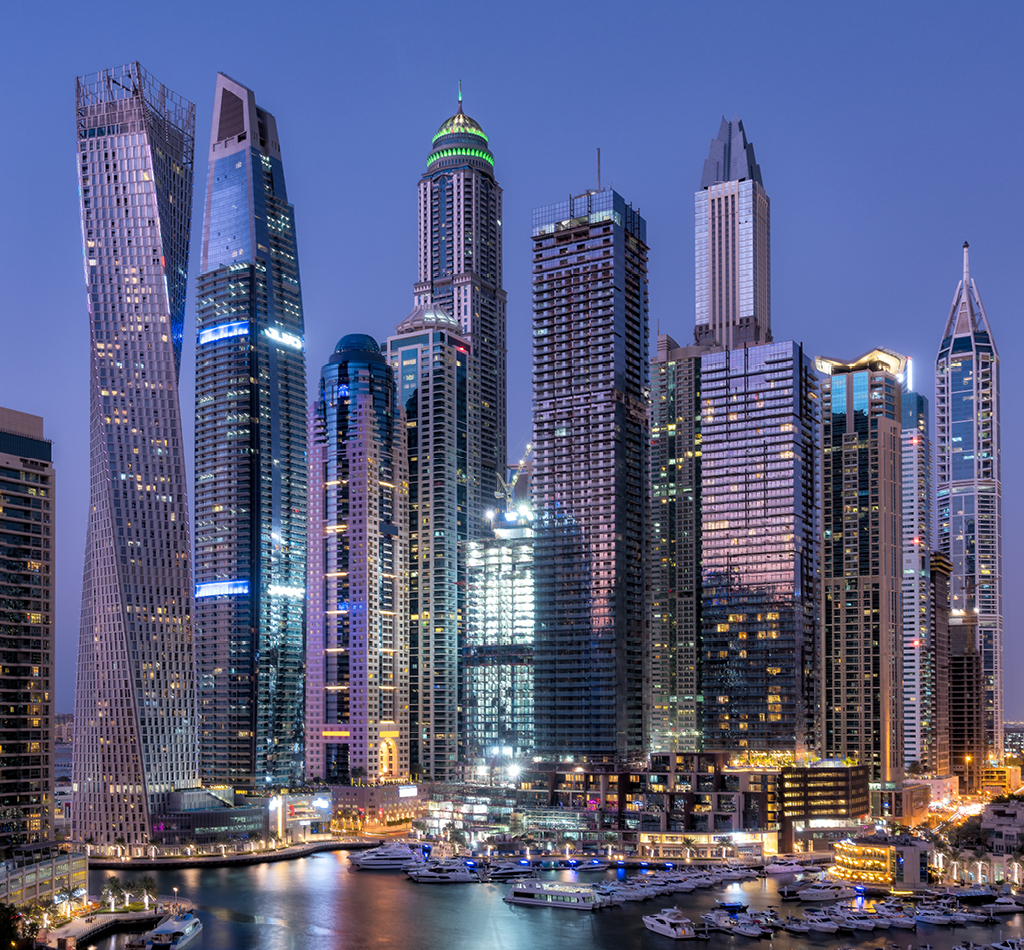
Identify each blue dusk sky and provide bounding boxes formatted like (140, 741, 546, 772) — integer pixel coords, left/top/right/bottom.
(0, 1, 1020, 716)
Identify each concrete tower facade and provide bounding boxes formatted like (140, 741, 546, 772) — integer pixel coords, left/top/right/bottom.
(306, 335, 409, 785)
(72, 63, 198, 845)
(694, 116, 771, 349)
(819, 349, 905, 783)
(386, 306, 474, 781)
(531, 188, 650, 761)
(193, 73, 307, 789)
(935, 244, 1001, 761)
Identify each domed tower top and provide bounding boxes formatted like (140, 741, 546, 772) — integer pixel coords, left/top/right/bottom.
(426, 83, 494, 175)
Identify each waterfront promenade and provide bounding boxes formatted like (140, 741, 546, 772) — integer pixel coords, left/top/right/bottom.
(45, 898, 195, 948)
(88, 837, 369, 870)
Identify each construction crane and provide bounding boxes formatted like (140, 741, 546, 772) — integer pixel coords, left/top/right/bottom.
(493, 442, 532, 516)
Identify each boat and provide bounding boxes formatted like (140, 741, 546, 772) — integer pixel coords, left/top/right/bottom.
(951, 942, 988, 950)
(778, 884, 804, 901)
(407, 864, 478, 883)
(915, 908, 954, 926)
(982, 896, 1024, 913)
(989, 940, 1024, 950)
(784, 916, 811, 934)
(485, 862, 536, 881)
(144, 913, 203, 950)
(643, 907, 697, 940)
(577, 858, 610, 871)
(716, 898, 748, 912)
(827, 908, 877, 931)
(797, 882, 856, 901)
(349, 842, 424, 869)
(765, 861, 805, 874)
(503, 879, 600, 910)
(801, 909, 840, 933)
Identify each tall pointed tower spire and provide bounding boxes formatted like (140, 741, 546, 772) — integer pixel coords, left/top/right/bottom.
(963, 240, 970, 288)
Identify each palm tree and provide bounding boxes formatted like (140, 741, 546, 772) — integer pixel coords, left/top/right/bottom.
(138, 875, 157, 910)
(55, 885, 74, 918)
(120, 878, 136, 910)
(1010, 848, 1024, 886)
(948, 847, 966, 883)
(101, 876, 123, 912)
(681, 836, 697, 860)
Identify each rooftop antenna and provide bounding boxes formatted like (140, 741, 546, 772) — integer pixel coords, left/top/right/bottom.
(963, 240, 970, 288)
(597, 147, 601, 190)
(458, 79, 463, 112)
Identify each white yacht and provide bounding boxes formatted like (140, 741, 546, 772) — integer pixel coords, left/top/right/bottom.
(144, 914, 203, 950)
(796, 881, 856, 901)
(503, 880, 600, 910)
(485, 862, 535, 881)
(765, 860, 805, 874)
(800, 909, 840, 933)
(349, 842, 424, 869)
(407, 863, 478, 883)
(982, 896, 1024, 914)
(643, 907, 697, 940)
(576, 858, 610, 871)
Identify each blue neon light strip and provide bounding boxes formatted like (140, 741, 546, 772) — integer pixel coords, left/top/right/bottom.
(198, 321, 249, 346)
(195, 580, 251, 598)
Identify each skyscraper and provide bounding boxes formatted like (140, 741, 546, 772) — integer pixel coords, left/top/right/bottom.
(193, 73, 307, 789)
(413, 91, 506, 512)
(699, 342, 819, 754)
(386, 305, 474, 781)
(694, 116, 770, 349)
(305, 335, 409, 784)
(649, 336, 718, 753)
(818, 349, 905, 783)
(531, 188, 650, 761)
(901, 387, 933, 771)
(464, 516, 535, 770)
(0, 408, 54, 844)
(72, 63, 198, 845)
(935, 243, 1001, 760)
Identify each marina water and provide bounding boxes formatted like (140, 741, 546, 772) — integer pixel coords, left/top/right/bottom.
(89, 856, 1024, 949)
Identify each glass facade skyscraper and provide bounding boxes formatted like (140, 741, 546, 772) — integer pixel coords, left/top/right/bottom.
(72, 63, 199, 845)
(699, 342, 819, 754)
(531, 188, 650, 761)
(0, 408, 54, 844)
(935, 243, 1001, 761)
(819, 349, 905, 783)
(193, 74, 307, 788)
(305, 335, 409, 784)
(464, 520, 535, 768)
(695, 117, 770, 348)
(386, 305, 473, 781)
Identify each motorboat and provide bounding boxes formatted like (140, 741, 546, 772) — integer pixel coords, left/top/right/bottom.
(716, 898, 748, 912)
(797, 882, 856, 901)
(144, 914, 203, 950)
(915, 907, 954, 925)
(643, 907, 697, 940)
(989, 940, 1024, 950)
(874, 909, 917, 929)
(827, 908, 877, 931)
(503, 879, 601, 910)
(982, 896, 1024, 913)
(778, 884, 803, 901)
(485, 862, 536, 881)
(576, 858, 610, 871)
(349, 842, 424, 869)
(801, 909, 840, 933)
(784, 916, 811, 934)
(765, 861, 805, 874)
(407, 863, 478, 883)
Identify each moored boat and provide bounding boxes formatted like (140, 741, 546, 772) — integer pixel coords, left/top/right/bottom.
(503, 879, 601, 910)
(797, 882, 856, 901)
(643, 907, 697, 940)
(144, 913, 203, 950)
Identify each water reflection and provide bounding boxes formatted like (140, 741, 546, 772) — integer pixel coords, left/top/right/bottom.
(85, 855, 1024, 950)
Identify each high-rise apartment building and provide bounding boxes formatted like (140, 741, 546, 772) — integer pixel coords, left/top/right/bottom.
(193, 73, 307, 789)
(305, 335, 409, 785)
(699, 342, 819, 754)
(72, 63, 198, 845)
(901, 388, 933, 771)
(464, 517, 535, 769)
(694, 117, 770, 349)
(386, 305, 474, 780)
(929, 552, 951, 776)
(649, 336, 718, 753)
(413, 93, 506, 513)
(0, 409, 54, 844)
(935, 243, 1001, 760)
(819, 349, 905, 783)
(531, 188, 649, 761)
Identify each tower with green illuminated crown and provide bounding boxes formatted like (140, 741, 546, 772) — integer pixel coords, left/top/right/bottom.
(400, 89, 505, 780)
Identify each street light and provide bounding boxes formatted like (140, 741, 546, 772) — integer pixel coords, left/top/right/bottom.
(173, 887, 178, 911)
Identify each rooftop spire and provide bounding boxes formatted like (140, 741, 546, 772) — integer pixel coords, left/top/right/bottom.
(963, 240, 970, 289)
(458, 79, 463, 113)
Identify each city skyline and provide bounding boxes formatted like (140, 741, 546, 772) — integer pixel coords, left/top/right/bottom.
(1, 4, 1021, 720)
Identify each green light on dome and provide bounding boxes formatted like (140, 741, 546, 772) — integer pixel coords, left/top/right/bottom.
(427, 147, 495, 168)
(432, 124, 489, 145)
